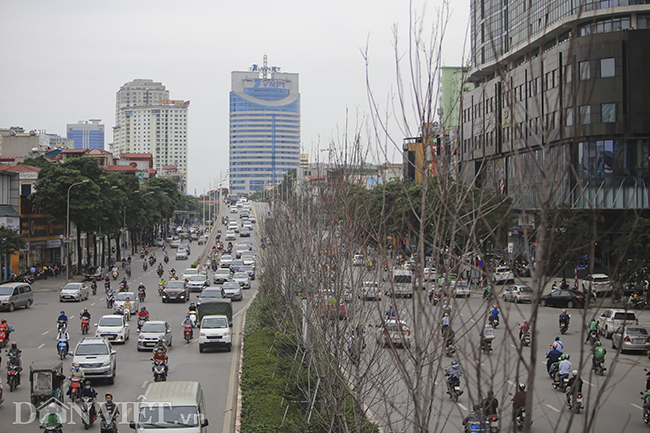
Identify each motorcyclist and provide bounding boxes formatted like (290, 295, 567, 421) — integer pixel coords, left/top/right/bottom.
(153, 336, 168, 354)
(444, 360, 463, 395)
(483, 284, 492, 300)
(57, 310, 68, 331)
(56, 329, 70, 355)
(553, 336, 564, 353)
(187, 302, 198, 315)
(152, 347, 169, 373)
(122, 297, 132, 320)
(138, 307, 149, 320)
(40, 402, 64, 432)
(80, 308, 91, 321)
(559, 309, 570, 327)
(546, 342, 562, 373)
(7, 342, 22, 384)
(386, 305, 396, 320)
(119, 277, 128, 291)
(558, 354, 573, 382)
(158, 277, 166, 288)
(181, 315, 194, 338)
(0, 318, 13, 341)
(511, 383, 527, 420)
(489, 305, 499, 325)
(592, 340, 607, 368)
(481, 390, 499, 416)
(519, 320, 530, 341)
(104, 274, 110, 284)
(69, 362, 85, 381)
(80, 380, 98, 421)
(102, 393, 120, 433)
(585, 318, 598, 344)
(441, 312, 451, 336)
(462, 404, 482, 430)
(480, 323, 495, 351)
(566, 370, 583, 407)
(643, 387, 650, 413)
(138, 283, 146, 296)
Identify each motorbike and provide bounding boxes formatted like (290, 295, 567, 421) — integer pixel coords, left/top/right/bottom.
(7, 363, 20, 391)
(515, 408, 526, 431)
(81, 395, 96, 428)
(137, 316, 148, 332)
(642, 392, 650, 424)
(184, 324, 193, 343)
(189, 312, 197, 328)
(156, 268, 163, 278)
(568, 392, 583, 414)
(68, 376, 82, 402)
(57, 320, 67, 333)
(164, 255, 169, 264)
(143, 262, 148, 272)
(138, 287, 146, 302)
(482, 339, 493, 354)
(57, 338, 68, 359)
(100, 406, 118, 433)
(489, 314, 499, 328)
(140, 251, 145, 259)
(445, 374, 463, 402)
(560, 320, 569, 335)
(149, 256, 155, 266)
(126, 267, 132, 278)
(588, 330, 599, 345)
(81, 317, 90, 335)
(152, 359, 167, 382)
(91, 281, 97, 296)
(548, 361, 560, 380)
(445, 341, 456, 357)
(112, 270, 118, 280)
(629, 298, 647, 310)
(521, 332, 531, 347)
(119, 281, 128, 292)
(158, 282, 165, 296)
(593, 358, 607, 376)
(106, 293, 115, 309)
(488, 415, 499, 433)
(0, 329, 8, 348)
(41, 423, 63, 433)
(553, 374, 570, 392)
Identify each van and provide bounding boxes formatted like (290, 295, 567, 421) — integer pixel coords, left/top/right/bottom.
(130, 381, 209, 432)
(386, 269, 414, 298)
(0, 282, 33, 312)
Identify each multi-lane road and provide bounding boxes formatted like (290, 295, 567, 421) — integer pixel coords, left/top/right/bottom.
(0, 206, 263, 433)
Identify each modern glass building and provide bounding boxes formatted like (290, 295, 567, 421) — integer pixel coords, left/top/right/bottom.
(229, 57, 301, 194)
(460, 1, 650, 265)
(67, 120, 104, 150)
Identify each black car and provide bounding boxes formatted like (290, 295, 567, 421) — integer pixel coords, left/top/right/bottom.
(539, 289, 586, 309)
(84, 266, 102, 281)
(161, 280, 190, 303)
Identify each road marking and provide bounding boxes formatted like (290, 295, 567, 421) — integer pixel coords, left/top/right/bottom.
(458, 403, 467, 410)
(38, 343, 45, 349)
(470, 318, 476, 323)
(583, 380, 594, 386)
(90, 303, 96, 307)
(511, 344, 517, 349)
(141, 381, 148, 388)
(545, 404, 560, 413)
(632, 403, 643, 410)
(42, 331, 49, 336)
(507, 380, 515, 386)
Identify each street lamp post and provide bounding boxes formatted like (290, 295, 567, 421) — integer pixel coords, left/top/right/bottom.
(66, 179, 90, 283)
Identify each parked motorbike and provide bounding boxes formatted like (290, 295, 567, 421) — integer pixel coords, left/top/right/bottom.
(152, 360, 167, 382)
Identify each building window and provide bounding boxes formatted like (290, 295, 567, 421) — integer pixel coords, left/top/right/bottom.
(601, 103, 616, 123)
(580, 106, 591, 124)
(566, 108, 573, 127)
(601, 58, 615, 78)
(579, 61, 590, 80)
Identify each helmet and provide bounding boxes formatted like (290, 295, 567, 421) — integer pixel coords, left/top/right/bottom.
(596, 341, 601, 347)
(473, 403, 481, 411)
(493, 305, 498, 309)
(555, 336, 560, 341)
(519, 383, 526, 391)
(60, 310, 65, 315)
(105, 393, 113, 401)
(1, 319, 6, 323)
(186, 315, 190, 318)
(83, 308, 88, 312)
(572, 370, 578, 377)
(444, 313, 449, 317)
(141, 307, 146, 311)
(565, 354, 570, 360)
(84, 380, 91, 387)
(11, 342, 17, 348)
(73, 362, 80, 369)
(562, 309, 567, 313)
(560, 354, 565, 360)
(48, 403, 57, 414)
(158, 336, 164, 342)
(190, 302, 195, 306)
(451, 360, 457, 365)
(552, 342, 558, 349)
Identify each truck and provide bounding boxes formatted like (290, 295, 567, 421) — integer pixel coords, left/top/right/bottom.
(197, 300, 233, 353)
(197, 299, 233, 325)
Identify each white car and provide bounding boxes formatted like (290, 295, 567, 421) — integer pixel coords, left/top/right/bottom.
(175, 248, 188, 260)
(232, 271, 250, 289)
(182, 268, 200, 281)
(583, 274, 612, 296)
(213, 269, 231, 284)
(222, 281, 243, 301)
(220, 255, 234, 268)
(361, 281, 381, 301)
(59, 283, 90, 302)
(241, 254, 256, 267)
(243, 222, 253, 230)
(95, 315, 130, 343)
(187, 274, 209, 292)
(248, 215, 256, 223)
(492, 267, 514, 284)
(228, 222, 240, 233)
(225, 230, 236, 241)
(423, 268, 436, 281)
(451, 281, 471, 297)
(352, 255, 365, 266)
(598, 309, 638, 339)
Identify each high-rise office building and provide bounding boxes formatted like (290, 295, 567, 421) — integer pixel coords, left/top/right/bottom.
(67, 120, 104, 150)
(112, 79, 188, 191)
(460, 1, 650, 265)
(229, 56, 301, 194)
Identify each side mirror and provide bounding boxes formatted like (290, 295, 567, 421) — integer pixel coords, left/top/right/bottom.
(129, 421, 136, 429)
(167, 329, 172, 333)
(111, 350, 117, 355)
(201, 419, 209, 427)
(125, 323, 129, 327)
(94, 324, 98, 327)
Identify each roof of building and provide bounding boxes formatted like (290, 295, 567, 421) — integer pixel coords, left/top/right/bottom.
(0, 164, 40, 172)
(61, 149, 89, 155)
(119, 153, 152, 160)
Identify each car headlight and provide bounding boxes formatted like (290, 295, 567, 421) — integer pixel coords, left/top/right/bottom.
(102, 360, 111, 366)
(200, 333, 206, 337)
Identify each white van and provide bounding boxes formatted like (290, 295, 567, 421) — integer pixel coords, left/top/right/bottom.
(386, 269, 414, 298)
(130, 381, 208, 432)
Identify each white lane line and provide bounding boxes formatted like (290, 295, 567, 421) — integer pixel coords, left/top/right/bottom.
(631, 403, 643, 410)
(91, 303, 96, 307)
(42, 331, 49, 336)
(507, 380, 515, 386)
(141, 381, 148, 388)
(470, 318, 476, 322)
(583, 380, 594, 386)
(38, 343, 45, 349)
(511, 344, 517, 349)
(458, 403, 467, 410)
(546, 404, 560, 413)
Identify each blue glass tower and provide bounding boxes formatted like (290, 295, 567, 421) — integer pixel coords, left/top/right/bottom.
(67, 120, 105, 150)
(229, 58, 300, 193)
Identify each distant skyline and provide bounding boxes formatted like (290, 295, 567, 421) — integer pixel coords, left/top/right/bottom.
(0, 0, 470, 194)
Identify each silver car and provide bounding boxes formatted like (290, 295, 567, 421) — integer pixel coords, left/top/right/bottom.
(612, 326, 650, 353)
(502, 284, 533, 303)
(187, 274, 209, 292)
(222, 281, 243, 301)
(59, 283, 90, 302)
(220, 255, 233, 268)
(137, 320, 172, 351)
(72, 337, 117, 384)
(232, 271, 250, 289)
(213, 269, 231, 284)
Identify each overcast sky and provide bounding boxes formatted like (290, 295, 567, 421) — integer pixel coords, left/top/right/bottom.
(0, 0, 470, 194)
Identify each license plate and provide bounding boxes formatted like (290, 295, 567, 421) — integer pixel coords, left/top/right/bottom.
(634, 339, 645, 344)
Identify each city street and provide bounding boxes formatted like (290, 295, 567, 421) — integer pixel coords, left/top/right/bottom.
(0, 207, 261, 433)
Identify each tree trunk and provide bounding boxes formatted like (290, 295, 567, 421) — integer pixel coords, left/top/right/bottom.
(76, 230, 82, 275)
(116, 236, 122, 262)
(93, 236, 98, 267)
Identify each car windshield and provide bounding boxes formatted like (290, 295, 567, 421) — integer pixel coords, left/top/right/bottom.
(613, 312, 637, 320)
(222, 255, 232, 261)
(455, 282, 469, 288)
(63, 284, 81, 290)
(138, 405, 200, 428)
(202, 290, 222, 298)
(166, 282, 184, 289)
(386, 322, 408, 332)
(394, 275, 412, 284)
(241, 266, 253, 272)
(594, 276, 610, 282)
(76, 343, 109, 355)
(216, 270, 230, 276)
(98, 317, 123, 327)
(234, 273, 247, 279)
(184, 269, 198, 275)
(115, 293, 134, 301)
(223, 283, 239, 290)
(202, 317, 229, 329)
(627, 327, 648, 335)
(0, 287, 13, 295)
(519, 286, 532, 292)
(141, 323, 167, 333)
(189, 275, 205, 281)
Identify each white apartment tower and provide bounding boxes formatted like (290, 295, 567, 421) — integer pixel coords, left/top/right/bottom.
(112, 79, 189, 189)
